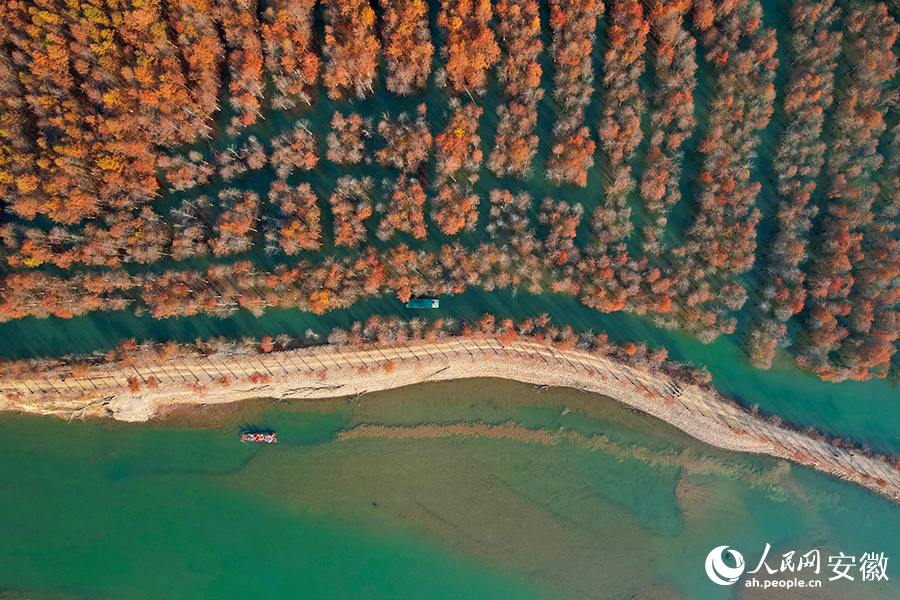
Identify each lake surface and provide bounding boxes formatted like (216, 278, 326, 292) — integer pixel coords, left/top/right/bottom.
(1, 379, 898, 600)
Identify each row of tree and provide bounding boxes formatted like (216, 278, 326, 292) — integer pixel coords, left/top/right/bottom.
(438, 0, 500, 93)
(662, 0, 778, 343)
(488, 0, 543, 179)
(799, 4, 899, 382)
(746, 0, 841, 369)
(638, 0, 697, 257)
(4, 312, 709, 399)
(1, 234, 680, 322)
(433, 99, 484, 234)
(593, 0, 647, 250)
(262, 0, 319, 110)
(381, 0, 434, 95)
(219, 0, 266, 131)
(323, 0, 379, 99)
(545, 0, 602, 187)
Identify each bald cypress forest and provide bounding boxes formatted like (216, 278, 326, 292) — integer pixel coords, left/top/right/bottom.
(0, 0, 898, 384)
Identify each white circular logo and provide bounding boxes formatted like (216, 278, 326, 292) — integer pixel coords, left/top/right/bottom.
(706, 546, 745, 585)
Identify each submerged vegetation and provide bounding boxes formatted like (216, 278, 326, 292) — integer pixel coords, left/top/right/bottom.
(0, 0, 898, 384)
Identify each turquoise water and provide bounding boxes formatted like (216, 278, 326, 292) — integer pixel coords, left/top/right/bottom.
(0, 408, 547, 600)
(1, 380, 899, 599)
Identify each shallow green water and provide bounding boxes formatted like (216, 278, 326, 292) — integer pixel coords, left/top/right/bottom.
(1, 380, 899, 600)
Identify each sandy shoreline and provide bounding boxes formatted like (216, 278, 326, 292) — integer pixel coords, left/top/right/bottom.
(2, 336, 899, 503)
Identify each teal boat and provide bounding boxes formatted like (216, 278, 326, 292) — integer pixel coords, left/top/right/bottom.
(406, 298, 439, 309)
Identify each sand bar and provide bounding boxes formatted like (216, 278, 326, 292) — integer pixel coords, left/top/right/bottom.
(1, 336, 899, 503)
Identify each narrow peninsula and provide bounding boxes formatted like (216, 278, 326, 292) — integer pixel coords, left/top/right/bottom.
(3, 321, 899, 504)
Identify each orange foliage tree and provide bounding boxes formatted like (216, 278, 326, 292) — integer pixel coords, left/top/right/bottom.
(434, 101, 483, 181)
(489, 0, 543, 178)
(327, 112, 373, 166)
(546, 0, 602, 187)
(329, 176, 374, 248)
(271, 121, 319, 179)
(322, 0, 380, 99)
(381, 0, 434, 94)
(437, 0, 500, 93)
(266, 181, 322, 254)
(376, 105, 433, 172)
(377, 176, 428, 241)
(539, 198, 584, 266)
(432, 184, 480, 235)
(261, 0, 320, 109)
(212, 189, 260, 257)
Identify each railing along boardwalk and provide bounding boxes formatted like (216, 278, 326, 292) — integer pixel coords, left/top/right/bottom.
(2, 337, 899, 503)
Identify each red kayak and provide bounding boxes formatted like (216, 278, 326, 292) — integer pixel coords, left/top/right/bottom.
(241, 432, 277, 443)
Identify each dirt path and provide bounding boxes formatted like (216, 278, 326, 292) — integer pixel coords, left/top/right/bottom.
(2, 337, 898, 503)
